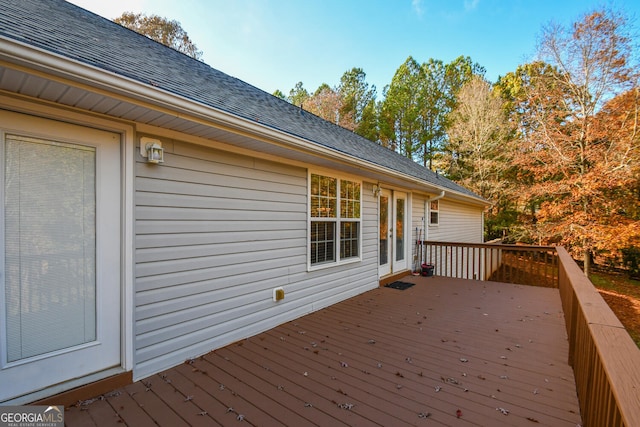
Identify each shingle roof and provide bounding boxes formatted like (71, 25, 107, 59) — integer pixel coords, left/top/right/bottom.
(0, 0, 483, 201)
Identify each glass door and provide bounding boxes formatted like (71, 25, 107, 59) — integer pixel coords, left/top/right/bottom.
(392, 192, 408, 272)
(379, 190, 408, 276)
(379, 189, 391, 276)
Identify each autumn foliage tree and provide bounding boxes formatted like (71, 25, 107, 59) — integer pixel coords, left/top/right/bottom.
(506, 9, 638, 274)
(114, 12, 202, 60)
(305, 83, 345, 127)
(590, 88, 640, 264)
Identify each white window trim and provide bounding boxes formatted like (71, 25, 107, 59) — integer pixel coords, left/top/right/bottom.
(307, 170, 362, 271)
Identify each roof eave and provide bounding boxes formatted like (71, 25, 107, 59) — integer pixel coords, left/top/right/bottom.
(0, 37, 487, 206)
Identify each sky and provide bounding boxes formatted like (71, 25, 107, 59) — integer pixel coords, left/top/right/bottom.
(67, 0, 640, 97)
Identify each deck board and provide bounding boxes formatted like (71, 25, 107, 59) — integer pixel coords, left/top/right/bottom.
(64, 276, 582, 426)
(212, 346, 352, 426)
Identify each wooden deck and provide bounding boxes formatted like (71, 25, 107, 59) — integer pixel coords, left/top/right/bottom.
(64, 276, 582, 426)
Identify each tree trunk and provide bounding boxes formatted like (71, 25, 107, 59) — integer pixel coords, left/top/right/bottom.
(583, 248, 591, 277)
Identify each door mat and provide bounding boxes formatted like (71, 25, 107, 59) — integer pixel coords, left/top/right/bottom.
(385, 281, 415, 290)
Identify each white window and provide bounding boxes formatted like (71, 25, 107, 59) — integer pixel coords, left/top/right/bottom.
(430, 200, 439, 225)
(310, 173, 361, 267)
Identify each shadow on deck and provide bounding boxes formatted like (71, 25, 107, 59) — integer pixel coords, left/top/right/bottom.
(64, 276, 581, 426)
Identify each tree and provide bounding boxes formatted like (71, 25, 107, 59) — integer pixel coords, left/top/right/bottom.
(415, 59, 447, 169)
(278, 70, 378, 141)
(589, 88, 640, 266)
(114, 12, 202, 60)
(379, 55, 485, 164)
(288, 82, 310, 107)
(379, 57, 423, 157)
(357, 98, 379, 142)
(272, 89, 286, 100)
(305, 83, 344, 126)
(444, 56, 486, 98)
(337, 68, 377, 138)
(509, 9, 637, 275)
(444, 75, 513, 239)
(494, 61, 565, 241)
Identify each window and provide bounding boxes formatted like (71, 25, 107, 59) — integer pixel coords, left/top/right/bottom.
(310, 173, 361, 267)
(430, 200, 439, 225)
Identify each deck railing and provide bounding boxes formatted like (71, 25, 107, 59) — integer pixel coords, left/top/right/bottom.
(421, 240, 640, 426)
(421, 241, 559, 287)
(556, 246, 640, 427)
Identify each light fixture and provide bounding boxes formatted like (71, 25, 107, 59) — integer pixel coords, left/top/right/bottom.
(372, 183, 381, 197)
(140, 137, 164, 164)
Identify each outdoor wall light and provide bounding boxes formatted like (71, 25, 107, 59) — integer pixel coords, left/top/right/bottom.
(140, 137, 164, 164)
(372, 184, 381, 197)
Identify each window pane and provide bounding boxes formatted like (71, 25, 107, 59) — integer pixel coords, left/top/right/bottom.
(327, 197, 336, 218)
(340, 180, 361, 219)
(311, 174, 336, 218)
(311, 221, 335, 264)
(396, 198, 405, 262)
(379, 195, 388, 265)
(430, 212, 439, 225)
(430, 200, 439, 225)
(340, 222, 359, 259)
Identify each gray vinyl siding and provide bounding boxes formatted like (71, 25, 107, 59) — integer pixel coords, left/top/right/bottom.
(134, 138, 378, 379)
(409, 193, 483, 266)
(427, 198, 483, 243)
(410, 193, 424, 272)
(411, 194, 483, 270)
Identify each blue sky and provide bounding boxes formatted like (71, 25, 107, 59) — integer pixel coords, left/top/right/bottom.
(69, 0, 640, 97)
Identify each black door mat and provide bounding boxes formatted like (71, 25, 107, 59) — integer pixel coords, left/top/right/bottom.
(385, 281, 415, 290)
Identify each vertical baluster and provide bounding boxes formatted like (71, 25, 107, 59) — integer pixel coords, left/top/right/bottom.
(510, 249, 514, 284)
(462, 246, 466, 279)
(497, 247, 502, 282)
(471, 247, 474, 280)
(455, 246, 458, 278)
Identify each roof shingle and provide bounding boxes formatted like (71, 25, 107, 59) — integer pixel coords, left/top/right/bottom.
(0, 0, 482, 200)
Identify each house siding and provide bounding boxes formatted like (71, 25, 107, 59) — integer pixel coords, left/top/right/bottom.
(428, 198, 483, 243)
(411, 194, 484, 276)
(134, 138, 378, 379)
(410, 193, 483, 244)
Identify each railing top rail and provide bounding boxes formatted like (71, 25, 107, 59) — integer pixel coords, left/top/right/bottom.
(422, 240, 557, 251)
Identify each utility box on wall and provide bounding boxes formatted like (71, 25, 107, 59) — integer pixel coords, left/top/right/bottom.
(273, 287, 285, 302)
